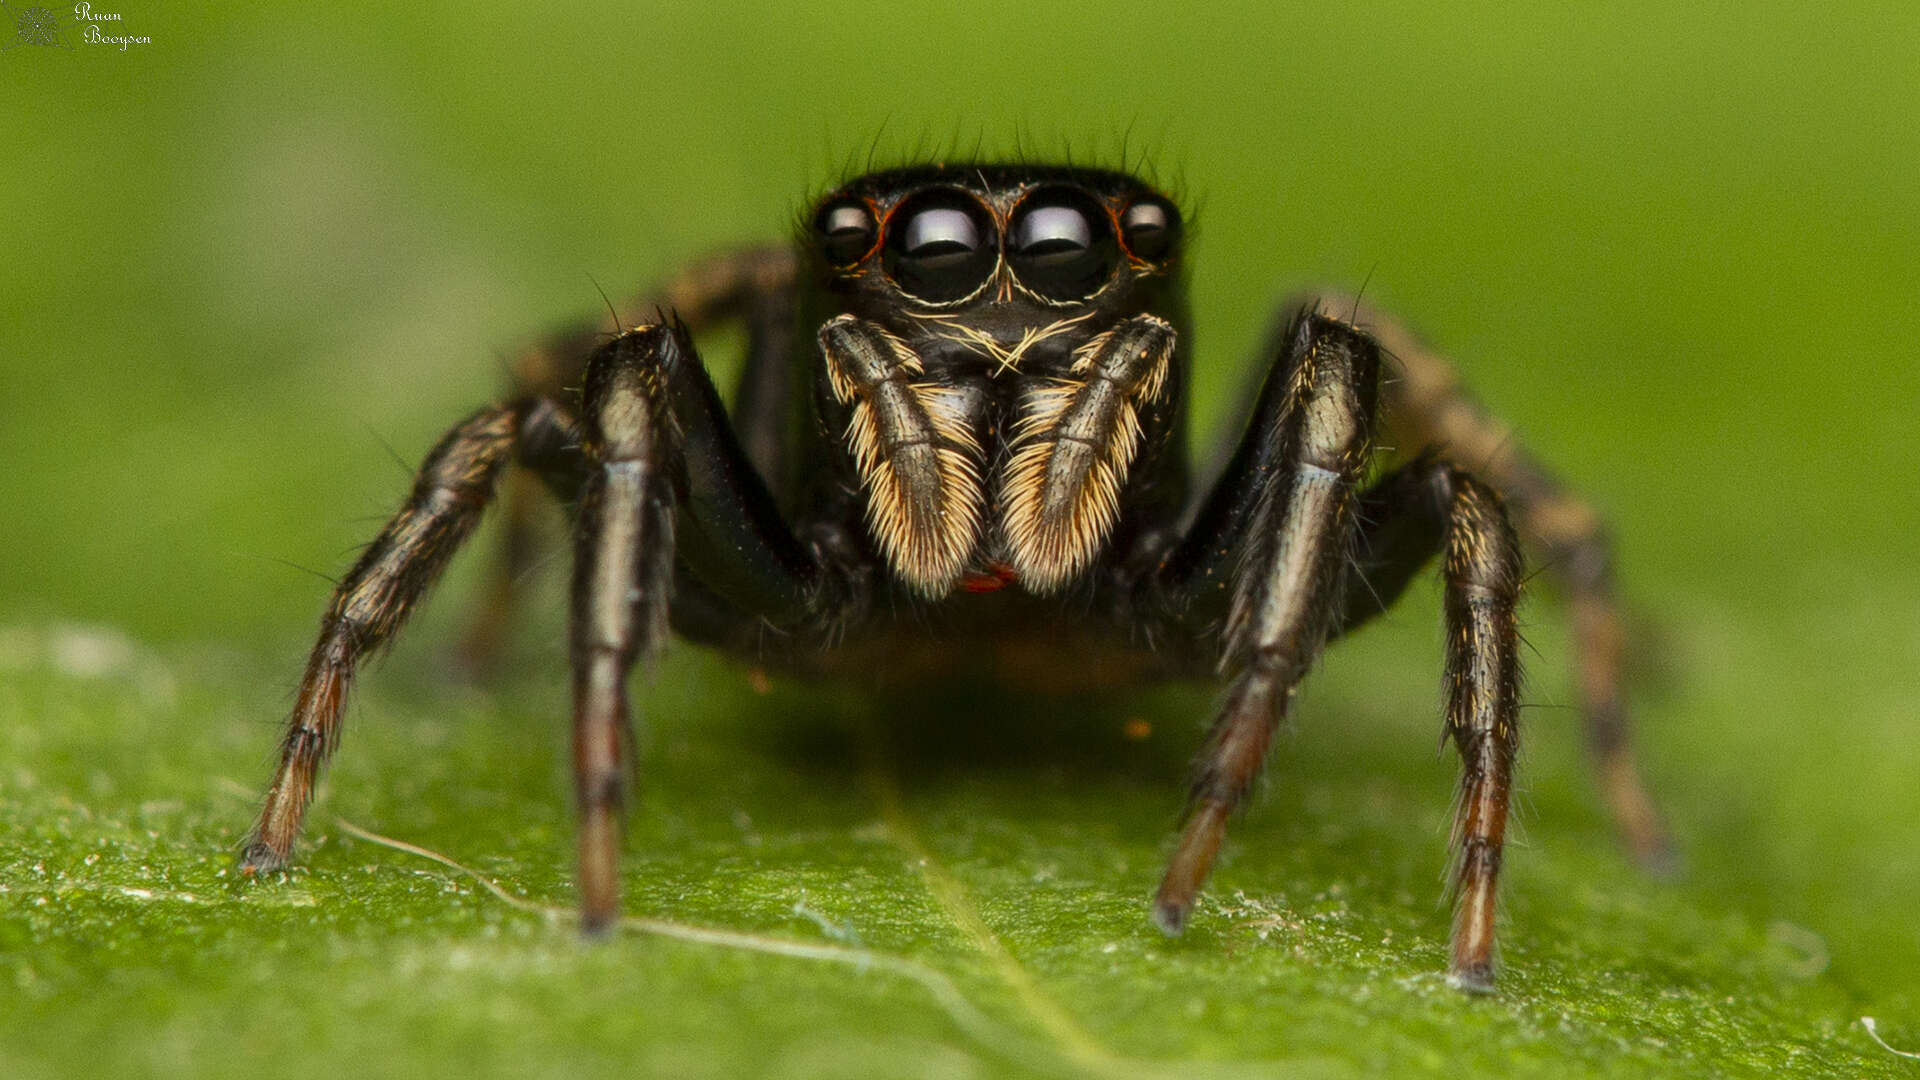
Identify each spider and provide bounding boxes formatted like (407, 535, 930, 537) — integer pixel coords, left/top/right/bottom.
(238, 163, 1669, 991)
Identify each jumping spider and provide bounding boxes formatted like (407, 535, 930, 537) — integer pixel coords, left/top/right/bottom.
(239, 163, 1669, 991)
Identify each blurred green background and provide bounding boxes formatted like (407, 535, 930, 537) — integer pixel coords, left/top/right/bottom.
(3, 3, 1918, 1078)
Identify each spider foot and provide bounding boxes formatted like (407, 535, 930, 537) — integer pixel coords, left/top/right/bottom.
(1446, 963, 1497, 995)
(236, 841, 288, 876)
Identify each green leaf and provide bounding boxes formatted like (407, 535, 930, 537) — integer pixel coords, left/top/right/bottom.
(0, 618, 1912, 1078)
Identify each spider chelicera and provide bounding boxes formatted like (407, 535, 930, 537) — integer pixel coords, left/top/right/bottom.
(239, 163, 1669, 991)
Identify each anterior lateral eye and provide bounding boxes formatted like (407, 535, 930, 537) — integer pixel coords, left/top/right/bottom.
(883, 189, 996, 303)
(1008, 188, 1116, 301)
(816, 201, 877, 265)
(1120, 197, 1180, 261)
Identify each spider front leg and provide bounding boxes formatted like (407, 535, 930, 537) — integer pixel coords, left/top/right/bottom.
(569, 333, 678, 934)
(1149, 308, 1525, 990)
(1150, 309, 1382, 934)
(567, 321, 827, 932)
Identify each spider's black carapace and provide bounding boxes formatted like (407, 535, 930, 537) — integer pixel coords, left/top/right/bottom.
(238, 163, 1669, 991)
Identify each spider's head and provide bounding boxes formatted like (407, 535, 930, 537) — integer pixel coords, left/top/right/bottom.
(800, 164, 1185, 370)
(793, 165, 1191, 598)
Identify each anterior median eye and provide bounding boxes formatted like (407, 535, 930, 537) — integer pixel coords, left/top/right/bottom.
(1009, 188, 1116, 301)
(1014, 205, 1092, 258)
(815, 201, 877, 265)
(883, 189, 995, 303)
(901, 208, 979, 260)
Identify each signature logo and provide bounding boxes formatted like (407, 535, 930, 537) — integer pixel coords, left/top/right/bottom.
(2, 2, 150, 51)
(1, 1, 71, 49)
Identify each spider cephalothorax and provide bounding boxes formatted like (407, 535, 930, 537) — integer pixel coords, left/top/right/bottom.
(238, 162, 1670, 992)
(799, 166, 1188, 596)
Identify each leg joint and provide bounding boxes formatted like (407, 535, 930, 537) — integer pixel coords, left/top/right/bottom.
(1442, 470, 1524, 588)
(1243, 643, 1311, 684)
(281, 724, 329, 760)
(1455, 835, 1504, 877)
(576, 771, 628, 811)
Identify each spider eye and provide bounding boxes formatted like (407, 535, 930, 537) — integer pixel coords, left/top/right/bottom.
(883, 189, 995, 303)
(1014, 205, 1091, 257)
(816, 201, 877, 265)
(1120, 198, 1180, 261)
(1009, 188, 1116, 301)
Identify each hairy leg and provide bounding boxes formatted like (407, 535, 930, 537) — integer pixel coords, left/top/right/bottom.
(1150, 308, 1380, 933)
(568, 329, 680, 933)
(240, 404, 533, 873)
(1147, 305, 1528, 989)
(1342, 460, 1526, 990)
(563, 318, 839, 930)
(459, 247, 799, 672)
(1315, 293, 1670, 869)
(243, 312, 839, 925)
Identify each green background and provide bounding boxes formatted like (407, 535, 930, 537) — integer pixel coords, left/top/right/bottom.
(3, 3, 1917, 1077)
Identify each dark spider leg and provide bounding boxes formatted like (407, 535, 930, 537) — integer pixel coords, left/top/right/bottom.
(240, 404, 529, 874)
(1332, 457, 1449, 632)
(450, 396, 589, 671)
(1434, 471, 1523, 991)
(1149, 309, 1380, 934)
(1314, 294, 1671, 869)
(722, 255, 800, 483)
(567, 321, 830, 931)
(449, 332, 598, 674)
(569, 332, 677, 934)
(452, 468, 546, 676)
(661, 325, 821, 625)
(505, 247, 801, 407)
(1320, 458, 1526, 990)
(457, 246, 799, 673)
